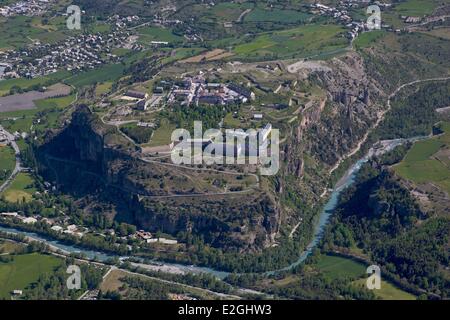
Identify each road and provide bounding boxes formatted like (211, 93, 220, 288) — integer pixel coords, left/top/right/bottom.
(0, 126, 22, 193)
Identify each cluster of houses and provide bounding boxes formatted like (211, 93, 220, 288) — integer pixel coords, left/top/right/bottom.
(133, 230, 178, 245)
(0, 212, 86, 237)
(402, 16, 422, 24)
(1, 31, 131, 78)
(166, 75, 255, 107)
(0, 0, 52, 17)
(309, 1, 396, 39)
(0, 211, 179, 246)
(108, 14, 141, 29)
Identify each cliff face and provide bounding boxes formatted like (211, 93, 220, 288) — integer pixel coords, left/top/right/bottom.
(36, 105, 280, 251)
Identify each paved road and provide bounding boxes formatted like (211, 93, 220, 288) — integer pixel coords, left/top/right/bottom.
(0, 126, 22, 193)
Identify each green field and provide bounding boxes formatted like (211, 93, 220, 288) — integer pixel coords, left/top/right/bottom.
(137, 26, 184, 45)
(144, 119, 175, 147)
(160, 47, 205, 65)
(394, 122, 450, 193)
(0, 93, 75, 133)
(353, 278, 416, 300)
(394, 0, 438, 16)
(0, 15, 65, 50)
(0, 71, 70, 96)
(209, 2, 253, 22)
(0, 145, 15, 185)
(0, 253, 62, 299)
(315, 254, 366, 280)
(233, 24, 348, 60)
(66, 64, 125, 88)
(3, 172, 36, 203)
(245, 8, 311, 23)
(354, 31, 387, 49)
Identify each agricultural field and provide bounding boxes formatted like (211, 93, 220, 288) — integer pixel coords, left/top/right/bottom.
(0, 71, 71, 96)
(179, 49, 234, 63)
(393, 0, 440, 17)
(354, 30, 387, 50)
(95, 82, 113, 97)
(3, 172, 36, 203)
(160, 47, 205, 65)
(352, 279, 416, 300)
(244, 7, 311, 24)
(143, 119, 175, 147)
(315, 254, 366, 280)
(65, 63, 125, 88)
(315, 254, 416, 300)
(209, 2, 254, 22)
(0, 15, 65, 50)
(137, 26, 184, 45)
(0, 93, 75, 133)
(0, 145, 15, 185)
(394, 122, 450, 193)
(0, 253, 63, 299)
(233, 24, 348, 61)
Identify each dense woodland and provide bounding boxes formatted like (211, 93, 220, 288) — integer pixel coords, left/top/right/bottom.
(322, 149, 450, 298)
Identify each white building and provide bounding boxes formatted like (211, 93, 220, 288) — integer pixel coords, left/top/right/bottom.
(22, 217, 37, 224)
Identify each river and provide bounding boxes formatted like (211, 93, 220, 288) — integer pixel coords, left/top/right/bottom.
(0, 136, 428, 279)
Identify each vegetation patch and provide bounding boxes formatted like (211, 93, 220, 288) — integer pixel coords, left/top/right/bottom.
(3, 172, 36, 203)
(315, 254, 366, 280)
(394, 122, 450, 193)
(0, 253, 62, 299)
(233, 24, 347, 61)
(0, 145, 15, 185)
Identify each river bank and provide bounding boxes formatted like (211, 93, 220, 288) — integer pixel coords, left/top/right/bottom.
(0, 134, 426, 279)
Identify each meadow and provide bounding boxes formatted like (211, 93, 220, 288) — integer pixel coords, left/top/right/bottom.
(65, 63, 125, 88)
(315, 254, 366, 280)
(0, 253, 62, 299)
(393, 0, 439, 16)
(0, 70, 70, 96)
(3, 172, 36, 203)
(352, 278, 416, 300)
(244, 7, 311, 24)
(0, 93, 75, 134)
(354, 31, 387, 50)
(394, 122, 450, 193)
(137, 26, 184, 45)
(209, 2, 254, 22)
(0, 145, 15, 185)
(143, 119, 175, 147)
(233, 24, 348, 60)
(315, 254, 416, 300)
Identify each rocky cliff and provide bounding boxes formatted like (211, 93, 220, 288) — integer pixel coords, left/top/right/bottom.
(35, 105, 280, 251)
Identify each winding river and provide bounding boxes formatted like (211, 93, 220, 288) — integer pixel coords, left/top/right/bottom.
(0, 136, 428, 279)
